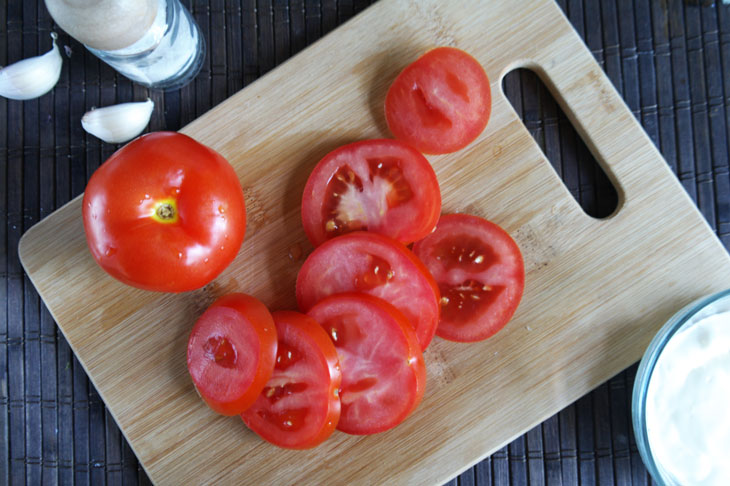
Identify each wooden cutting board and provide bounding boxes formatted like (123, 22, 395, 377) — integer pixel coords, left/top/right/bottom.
(19, 0, 730, 484)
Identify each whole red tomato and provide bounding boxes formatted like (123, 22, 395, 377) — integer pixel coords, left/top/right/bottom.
(82, 131, 246, 292)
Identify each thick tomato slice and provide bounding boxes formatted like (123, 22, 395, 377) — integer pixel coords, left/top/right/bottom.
(296, 231, 440, 350)
(385, 47, 491, 154)
(241, 311, 342, 449)
(187, 294, 277, 416)
(301, 139, 441, 246)
(307, 293, 426, 435)
(83, 131, 246, 292)
(412, 214, 524, 342)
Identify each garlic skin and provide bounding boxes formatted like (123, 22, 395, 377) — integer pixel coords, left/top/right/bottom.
(0, 32, 63, 100)
(81, 99, 155, 144)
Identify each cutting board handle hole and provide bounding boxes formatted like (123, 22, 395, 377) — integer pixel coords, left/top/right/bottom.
(502, 68, 619, 219)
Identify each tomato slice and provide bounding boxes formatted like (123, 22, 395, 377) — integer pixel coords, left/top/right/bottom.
(307, 293, 426, 435)
(412, 214, 524, 342)
(187, 294, 277, 416)
(241, 311, 342, 449)
(385, 47, 491, 154)
(296, 231, 440, 350)
(301, 139, 441, 246)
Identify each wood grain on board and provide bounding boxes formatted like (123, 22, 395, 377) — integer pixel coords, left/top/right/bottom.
(18, 0, 730, 484)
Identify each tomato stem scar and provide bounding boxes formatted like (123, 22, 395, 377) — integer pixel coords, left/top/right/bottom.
(157, 204, 174, 219)
(151, 198, 179, 224)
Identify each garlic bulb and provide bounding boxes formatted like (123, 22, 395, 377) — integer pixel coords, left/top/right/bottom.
(0, 33, 63, 100)
(81, 99, 155, 144)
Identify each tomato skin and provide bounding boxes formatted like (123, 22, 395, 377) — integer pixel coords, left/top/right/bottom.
(241, 311, 342, 449)
(82, 131, 246, 293)
(301, 139, 441, 246)
(307, 293, 426, 435)
(412, 214, 524, 342)
(296, 231, 440, 350)
(187, 293, 277, 416)
(385, 47, 491, 154)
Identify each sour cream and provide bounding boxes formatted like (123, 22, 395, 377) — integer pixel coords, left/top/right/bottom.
(645, 310, 730, 485)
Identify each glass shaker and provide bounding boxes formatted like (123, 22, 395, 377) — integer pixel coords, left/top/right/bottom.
(45, 0, 205, 90)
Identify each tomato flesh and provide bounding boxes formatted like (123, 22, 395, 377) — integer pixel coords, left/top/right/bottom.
(296, 231, 440, 350)
(413, 214, 524, 342)
(385, 47, 491, 154)
(187, 294, 277, 416)
(301, 139, 441, 246)
(307, 293, 426, 435)
(242, 311, 341, 449)
(83, 131, 246, 292)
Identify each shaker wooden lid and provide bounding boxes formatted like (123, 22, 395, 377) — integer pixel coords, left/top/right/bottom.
(44, 0, 157, 51)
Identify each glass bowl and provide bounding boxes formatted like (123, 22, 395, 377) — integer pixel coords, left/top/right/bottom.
(632, 288, 730, 486)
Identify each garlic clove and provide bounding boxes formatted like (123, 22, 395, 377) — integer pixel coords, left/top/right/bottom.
(0, 33, 63, 101)
(81, 98, 155, 144)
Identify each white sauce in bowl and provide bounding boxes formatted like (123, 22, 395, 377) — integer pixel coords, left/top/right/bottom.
(646, 311, 730, 485)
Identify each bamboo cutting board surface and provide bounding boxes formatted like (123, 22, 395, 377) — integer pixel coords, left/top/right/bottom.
(18, 0, 730, 484)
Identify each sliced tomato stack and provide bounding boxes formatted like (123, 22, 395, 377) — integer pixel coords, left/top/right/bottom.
(186, 46, 526, 450)
(284, 46, 523, 441)
(295, 231, 436, 434)
(188, 299, 345, 449)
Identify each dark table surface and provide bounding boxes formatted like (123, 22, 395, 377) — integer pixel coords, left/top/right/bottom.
(2, 0, 729, 484)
